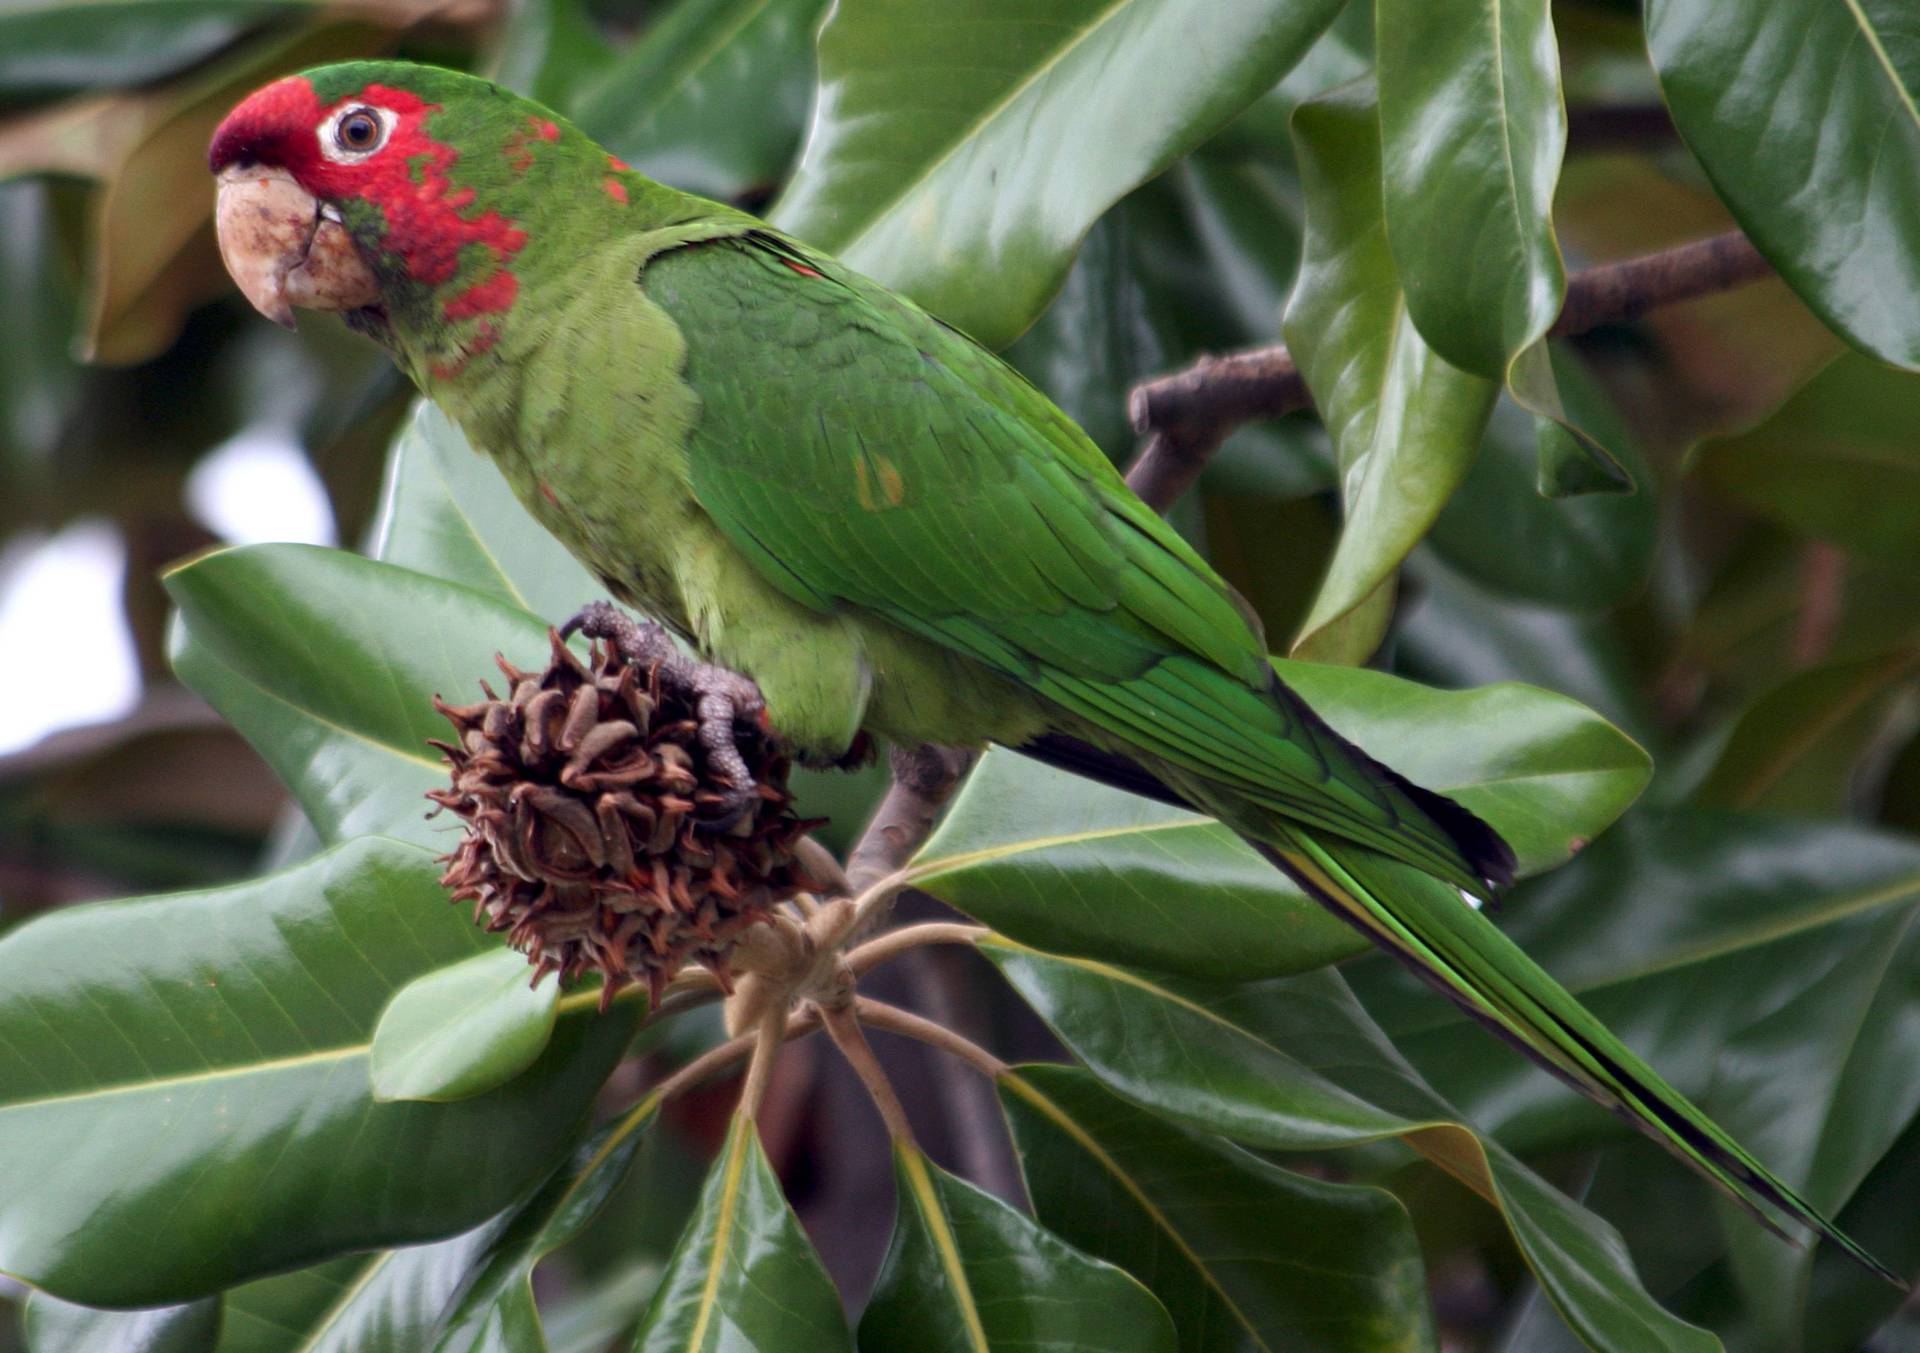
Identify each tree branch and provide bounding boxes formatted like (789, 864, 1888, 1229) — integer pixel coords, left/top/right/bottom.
(843, 743, 975, 896)
(1123, 229, 1773, 510)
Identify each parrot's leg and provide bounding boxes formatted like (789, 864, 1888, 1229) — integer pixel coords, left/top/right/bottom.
(561, 601, 766, 829)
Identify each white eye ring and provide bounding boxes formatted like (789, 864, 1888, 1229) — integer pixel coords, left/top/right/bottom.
(318, 105, 393, 163)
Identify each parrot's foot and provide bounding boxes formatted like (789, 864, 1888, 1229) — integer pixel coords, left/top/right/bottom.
(561, 601, 767, 831)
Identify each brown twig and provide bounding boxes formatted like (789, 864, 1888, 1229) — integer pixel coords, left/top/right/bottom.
(844, 743, 976, 896)
(1565, 103, 1678, 154)
(737, 1003, 791, 1122)
(1548, 231, 1772, 337)
(846, 922, 991, 977)
(822, 1003, 918, 1143)
(856, 996, 1012, 1080)
(1123, 229, 1774, 508)
(648, 1006, 822, 1106)
(1124, 351, 1306, 511)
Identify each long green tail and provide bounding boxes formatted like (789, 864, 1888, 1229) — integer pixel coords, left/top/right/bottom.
(1232, 818, 1902, 1286)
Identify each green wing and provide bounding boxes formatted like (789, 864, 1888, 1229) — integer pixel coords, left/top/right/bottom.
(639, 230, 1496, 893)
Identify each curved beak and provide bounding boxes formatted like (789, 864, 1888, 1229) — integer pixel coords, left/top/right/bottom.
(213, 164, 379, 328)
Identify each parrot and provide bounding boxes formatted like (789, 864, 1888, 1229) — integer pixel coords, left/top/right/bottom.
(208, 59, 1895, 1283)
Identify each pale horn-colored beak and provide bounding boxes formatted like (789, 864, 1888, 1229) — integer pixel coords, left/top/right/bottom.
(213, 163, 379, 329)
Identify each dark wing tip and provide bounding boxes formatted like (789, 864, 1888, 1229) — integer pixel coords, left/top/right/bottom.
(1264, 667, 1517, 890)
(1382, 769, 1517, 890)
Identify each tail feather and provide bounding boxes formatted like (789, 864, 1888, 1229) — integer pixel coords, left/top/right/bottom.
(1245, 826, 1902, 1287)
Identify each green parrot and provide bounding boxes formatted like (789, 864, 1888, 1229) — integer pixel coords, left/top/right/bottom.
(209, 60, 1895, 1282)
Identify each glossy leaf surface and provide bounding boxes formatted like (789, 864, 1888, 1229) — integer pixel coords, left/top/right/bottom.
(1428, 370, 1655, 610)
(1377, 0, 1564, 380)
(860, 1142, 1177, 1353)
(913, 667, 1647, 978)
(0, 2, 292, 100)
(571, 0, 828, 202)
(1693, 355, 1920, 562)
(632, 1113, 850, 1351)
(211, 1229, 501, 1353)
(1000, 1063, 1436, 1352)
(370, 401, 601, 624)
(1283, 83, 1496, 660)
(167, 543, 553, 847)
(1691, 650, 1920, 815)
(987, 943, 1720, 1352)
(24, 1296, 219, 1353)
(0, 836, 635, 1305)
(430, 1101, 661, 1353)
(371, 946, 560, 1103)
(1648, 0, 1920, 368)
(773, 0, 1346, 346)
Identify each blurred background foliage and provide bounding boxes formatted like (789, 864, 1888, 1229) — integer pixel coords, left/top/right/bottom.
(3, 0, 1920, 1348)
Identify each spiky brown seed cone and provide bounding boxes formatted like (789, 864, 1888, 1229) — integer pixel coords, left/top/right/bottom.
(428, 629, 821, 1011)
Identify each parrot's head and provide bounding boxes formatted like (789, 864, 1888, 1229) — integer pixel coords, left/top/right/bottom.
(209, 61, 627, 365)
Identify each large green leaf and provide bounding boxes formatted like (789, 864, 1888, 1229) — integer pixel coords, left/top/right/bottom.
(370, 400, 601, 624)
(167, 543, 553, 847)
(1691, 650, 1920, 815)
(1692, 355, 1920, 563)
(910, 665, 1647, 979)
(1376, 0, 1563, 381)
(0, 835, 636, 1306)
(771, 0, 1347, 347)
(1377, 0, 1638, 499)
(1000, 1063, 1436, 1352)
(371, 946, 561, 1103)
(1347, 811, 1920, 1340)
(1647, 0, 1920, 369)
(24, 1297, 219, 1353)
(570, 0, 828, 203)
(1395, 550, 1664, 753)
(0, 1, 293, 101)
(28, 1235, 499, 1353)
(1427, 366, 1656, 612)
(985, 942, 1721, 1352)
(631, 1113, 850, 1351)
(1283, 83, 1497, 661)
(429, 1101, 662, 1353)
(489, 0, 617, 110)
(859, 1141, 1178, 1353)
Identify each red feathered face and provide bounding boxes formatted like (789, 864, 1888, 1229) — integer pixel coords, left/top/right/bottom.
(209, 67, 538, 342)
(207, 74, 406, 326)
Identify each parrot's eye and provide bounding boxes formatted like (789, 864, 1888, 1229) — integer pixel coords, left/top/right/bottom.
(319, 104, 392, 163)
(337, 111, 379, 150)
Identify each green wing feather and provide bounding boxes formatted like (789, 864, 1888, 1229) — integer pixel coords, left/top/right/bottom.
(639, 229, 1895, 1281)
(641, 231, 1493, 893)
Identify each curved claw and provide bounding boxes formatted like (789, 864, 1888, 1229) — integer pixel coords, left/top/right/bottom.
(691, 691, 759, 833)
(562, 601, 771, 834)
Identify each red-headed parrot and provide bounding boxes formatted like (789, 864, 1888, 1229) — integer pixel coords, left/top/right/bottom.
(207, 60, 1895, 1281)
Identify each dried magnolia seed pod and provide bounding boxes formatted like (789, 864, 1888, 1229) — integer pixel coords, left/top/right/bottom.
(428, 629, 820, 1010)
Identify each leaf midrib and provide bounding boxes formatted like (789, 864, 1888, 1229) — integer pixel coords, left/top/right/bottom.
(0, 1043, 364, 1113)
(1840, 0, 1920, 133)
(999, 1072, 1276, 1353)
